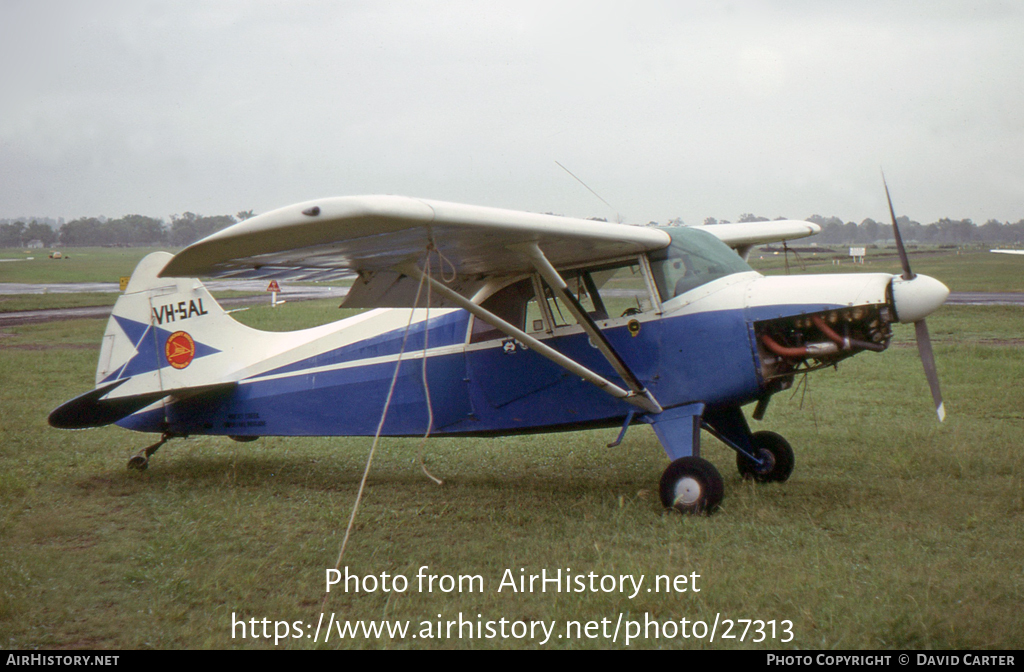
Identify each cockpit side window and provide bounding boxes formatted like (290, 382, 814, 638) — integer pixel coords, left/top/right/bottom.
(470, 277, 535, 343)
(647, 227, 752, 301)
(580, 262, 652, 318)
(538, 262, 654, 327)
(468, 258, 657, 343)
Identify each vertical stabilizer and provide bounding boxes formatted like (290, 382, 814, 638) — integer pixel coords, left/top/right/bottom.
(96, 252, 236, 388)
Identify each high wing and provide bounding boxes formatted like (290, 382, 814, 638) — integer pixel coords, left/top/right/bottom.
(693, 221, 822, 260)
(160, 195, 820, 306)
(161, 195, 671, 307)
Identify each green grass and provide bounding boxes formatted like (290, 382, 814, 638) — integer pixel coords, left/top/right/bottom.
(749, 247, 1024, 293)
(1, 252, 1023, 649)
(228, 299, 360, 331)
(0, 293, 119, 313)
(0, 247, 173, 284)
(1, 302, 1022, 649)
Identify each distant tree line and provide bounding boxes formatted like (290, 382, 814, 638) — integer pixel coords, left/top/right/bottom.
(804, 215, 1024, 246)
(2, 208, 1023, 248)
(0, 220, 59, 247)
(0, 211, 255, 248)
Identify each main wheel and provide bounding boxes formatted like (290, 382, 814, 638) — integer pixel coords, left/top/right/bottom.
(736, 431, 794, 483)
(659, 456, 724, 515)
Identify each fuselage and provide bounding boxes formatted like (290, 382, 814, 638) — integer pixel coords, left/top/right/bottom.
(115, 269, 898, 439)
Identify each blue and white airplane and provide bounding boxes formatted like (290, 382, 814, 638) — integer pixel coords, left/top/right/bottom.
(49, 190, 949, 514)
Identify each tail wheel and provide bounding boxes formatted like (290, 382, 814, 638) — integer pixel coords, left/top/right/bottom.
(659, 456, 724, 515)
(737, 431, 794, 483)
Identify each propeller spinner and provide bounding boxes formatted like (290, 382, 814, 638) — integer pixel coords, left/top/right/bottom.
(883, 175, 949, 421)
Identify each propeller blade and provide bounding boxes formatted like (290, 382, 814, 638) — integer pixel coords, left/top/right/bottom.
(882, 172, 915, 280)
(882, 174, 945, 421)
(914, 319, 945, 422)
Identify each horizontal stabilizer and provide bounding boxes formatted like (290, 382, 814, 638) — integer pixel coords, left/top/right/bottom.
(49, 380, 160, 429)
(48, 381, 236, 429)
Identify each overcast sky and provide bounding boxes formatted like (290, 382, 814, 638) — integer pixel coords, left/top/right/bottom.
(2, 1, 1022, 226)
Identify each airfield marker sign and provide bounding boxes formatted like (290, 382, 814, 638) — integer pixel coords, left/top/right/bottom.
(267, 280, 282, 307)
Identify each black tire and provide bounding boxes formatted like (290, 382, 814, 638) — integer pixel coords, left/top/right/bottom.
(659, 456, 724, 515)
(736, 431, 794, 483)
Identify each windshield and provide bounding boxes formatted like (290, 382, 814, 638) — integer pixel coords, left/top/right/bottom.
(648, 227, 753, 301)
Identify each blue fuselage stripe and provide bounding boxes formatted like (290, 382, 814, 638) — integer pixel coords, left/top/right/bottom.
(118, 304, 793, 436)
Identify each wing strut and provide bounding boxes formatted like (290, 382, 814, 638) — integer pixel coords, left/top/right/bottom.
(401, 264, 662, 414)
(522, 243, 663, 414)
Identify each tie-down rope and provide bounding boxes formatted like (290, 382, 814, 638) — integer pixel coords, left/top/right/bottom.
(321, 246, 447, 609)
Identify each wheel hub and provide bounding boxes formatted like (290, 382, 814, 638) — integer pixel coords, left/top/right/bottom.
(755, 448, 776, 474)
(673, 477, 702, 506)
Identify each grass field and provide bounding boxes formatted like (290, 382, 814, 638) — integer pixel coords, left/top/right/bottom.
(749, 246, 1024, 292)
(0, 293, 120, 313)
(1, 258, 1022, 649)
(0, 247, 172, 284)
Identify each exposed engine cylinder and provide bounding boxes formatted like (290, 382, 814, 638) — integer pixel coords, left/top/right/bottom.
(754, 304, 894, 390)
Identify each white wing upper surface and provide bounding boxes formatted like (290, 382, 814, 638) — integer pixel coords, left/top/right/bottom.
(693, 221, 821, 255)
(696, 222, 823, 247)
(159, 195, 820, 307)
(161, 195, 671, 280)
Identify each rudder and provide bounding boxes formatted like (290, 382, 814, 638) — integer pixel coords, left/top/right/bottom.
(50, 252, 251, 429)
(96, 252, 234, 386)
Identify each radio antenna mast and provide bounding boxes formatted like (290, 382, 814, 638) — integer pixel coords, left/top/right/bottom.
(554, 160, 622, 222)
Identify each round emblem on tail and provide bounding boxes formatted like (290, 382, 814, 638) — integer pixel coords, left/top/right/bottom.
(165, 331, 196, 369)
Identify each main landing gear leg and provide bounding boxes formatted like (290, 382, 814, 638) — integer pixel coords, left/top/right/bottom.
(643, 403, 724, 515)
(702, 407, 794, 483)
(127, 432, 172, 471)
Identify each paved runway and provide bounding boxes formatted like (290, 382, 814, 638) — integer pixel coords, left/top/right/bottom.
(944, 292, 1024, 305)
